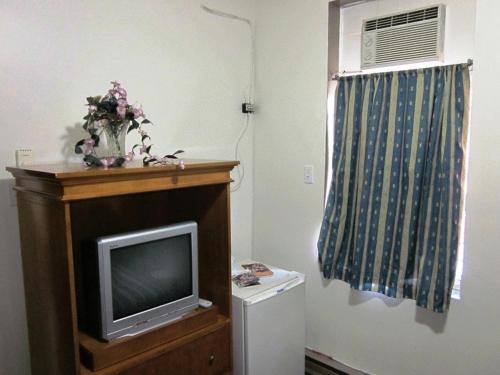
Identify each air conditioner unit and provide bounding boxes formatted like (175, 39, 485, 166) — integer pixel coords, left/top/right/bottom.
(361, 5, 445, 69)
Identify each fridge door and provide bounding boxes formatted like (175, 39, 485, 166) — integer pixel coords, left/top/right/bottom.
(232, 297, 246, 375)
(245, 281, 305, 375)
(243, 274, 304, 306)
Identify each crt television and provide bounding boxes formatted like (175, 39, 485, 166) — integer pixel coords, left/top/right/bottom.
(80, 221, 199, 341)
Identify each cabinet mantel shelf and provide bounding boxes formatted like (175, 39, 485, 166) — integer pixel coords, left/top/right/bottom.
(7, 159, 238, 375)
(7, 159, 239, 201)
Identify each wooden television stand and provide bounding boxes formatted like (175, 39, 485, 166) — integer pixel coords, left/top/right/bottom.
(7, 159, 238, 375)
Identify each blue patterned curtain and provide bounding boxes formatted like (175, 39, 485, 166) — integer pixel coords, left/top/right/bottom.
(318, 64, 470, 312)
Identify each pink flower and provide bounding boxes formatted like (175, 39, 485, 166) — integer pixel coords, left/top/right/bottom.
(110, 81, 121, 88)
(117, 98, 128, 107)
(133, 106, 144, 119)
(178, 160, 185, 170)
(117, 87, 127, 98)
(94, 119, 106, 128)
(83, 138, 95, 155)
(125, 152, 134, 162)
(108, 89, 117, 97)
(140, 145, 148, 155)
(117, 105, 127, 118)
(101, 157, 115, 167)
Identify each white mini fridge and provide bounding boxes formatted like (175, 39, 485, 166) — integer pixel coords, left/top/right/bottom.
(231, 260, 305, 375)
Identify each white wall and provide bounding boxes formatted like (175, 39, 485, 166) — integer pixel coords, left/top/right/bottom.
(0, 1, 255, 374)
(253, 0, 328, 291)
(253, 0, 500, 374)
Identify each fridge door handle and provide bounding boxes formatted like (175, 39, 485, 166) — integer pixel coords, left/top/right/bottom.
(244, 276, 304, 306)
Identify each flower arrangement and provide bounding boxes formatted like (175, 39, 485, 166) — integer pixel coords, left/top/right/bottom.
(75, 81, 184, 168)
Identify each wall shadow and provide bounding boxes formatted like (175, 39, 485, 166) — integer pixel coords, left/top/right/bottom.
(314, 252, 449, 332)
(317, 261, 333, 287)
(348, 288, 404, 308)
(346, 286, 448, 333)
(0, 178, 31, 374)
(414, 305, 448, 333)
(60, 123, 86, 162)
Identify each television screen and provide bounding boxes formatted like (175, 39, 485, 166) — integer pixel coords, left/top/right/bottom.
(110, 234, 193, 321)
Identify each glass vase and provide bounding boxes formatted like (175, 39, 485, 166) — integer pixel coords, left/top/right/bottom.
(94, 123, 128, 160)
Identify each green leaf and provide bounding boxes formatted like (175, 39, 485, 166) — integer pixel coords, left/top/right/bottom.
(91, 134, 100, 147)
(113, 157, 126, 167)
(141, 119, 152, 124)
(86, 96, 102, 106)
(127, 124, 138, 134)
(83, 154, 102, 167)
(141, 135, 150, 142)
(127, 119, 140, 134)
(165, 150, 185, 159)
(145, 145, 152, 154)
(74, 139, 85, 154)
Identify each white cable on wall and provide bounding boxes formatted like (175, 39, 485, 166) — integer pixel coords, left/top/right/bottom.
(201, 4, 255, 192)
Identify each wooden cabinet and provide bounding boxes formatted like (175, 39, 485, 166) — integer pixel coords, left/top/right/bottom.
(7, 160, 238, 375)
(118, 321, 231, 375)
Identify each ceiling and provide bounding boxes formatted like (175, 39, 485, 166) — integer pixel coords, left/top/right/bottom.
(336, 0, 375, 8)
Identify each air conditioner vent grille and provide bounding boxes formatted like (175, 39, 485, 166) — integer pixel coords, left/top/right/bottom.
(361, 5, 445, 69)
(364, 6, 439, 31)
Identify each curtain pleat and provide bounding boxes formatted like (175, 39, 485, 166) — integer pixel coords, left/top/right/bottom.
(318, 64, 470, 312)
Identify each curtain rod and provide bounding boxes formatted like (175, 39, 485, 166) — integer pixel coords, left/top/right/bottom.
(331, 59, 474, 81)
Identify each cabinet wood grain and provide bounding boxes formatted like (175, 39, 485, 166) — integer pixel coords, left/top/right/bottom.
(7, 160, 238, 375)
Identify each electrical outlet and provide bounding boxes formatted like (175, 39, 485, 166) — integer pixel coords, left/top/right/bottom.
(15, 149, 34, 167)
(241, 103, 255, 114)
(304, 165, 314, 184)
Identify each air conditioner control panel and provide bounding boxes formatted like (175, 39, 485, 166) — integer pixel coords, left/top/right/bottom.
(361, 34, 376, 67)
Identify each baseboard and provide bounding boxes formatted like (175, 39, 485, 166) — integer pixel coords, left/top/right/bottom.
(305, 348, 372, 375)
(306, 355, 349, 375)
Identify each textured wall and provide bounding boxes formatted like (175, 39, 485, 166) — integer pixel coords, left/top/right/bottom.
(253, 0, 500, 374)
(0, 1, 255, 373)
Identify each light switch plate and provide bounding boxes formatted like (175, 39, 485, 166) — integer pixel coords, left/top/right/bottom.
(304, 165, 314, 184)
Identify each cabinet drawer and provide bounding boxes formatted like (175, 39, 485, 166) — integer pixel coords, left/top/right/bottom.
(195, 324, 231, 374)
(119, 325, 231, 375)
